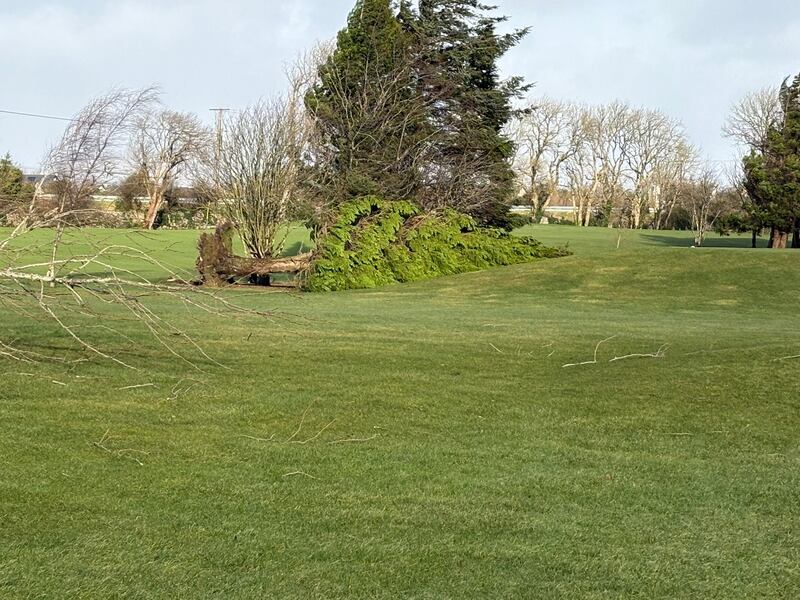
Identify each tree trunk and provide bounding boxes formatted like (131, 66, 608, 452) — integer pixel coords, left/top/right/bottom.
(793, 221, 799, 249)
(144, 193, 162, 230)
(771, 229, 789, 249)
(752, 229, 758, 249)
(197, 221, 312, 287)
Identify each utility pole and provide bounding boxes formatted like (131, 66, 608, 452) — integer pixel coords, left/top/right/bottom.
(209, 108, 230, 184)
(209, 108, 230, 225)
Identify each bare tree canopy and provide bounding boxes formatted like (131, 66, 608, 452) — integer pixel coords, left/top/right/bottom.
(130, 109, 209, 230)
(200, 97, 309, 261)
(9, 87, 158, 238)
(723, 86, 782, 153)
(510, 98, 698, 229)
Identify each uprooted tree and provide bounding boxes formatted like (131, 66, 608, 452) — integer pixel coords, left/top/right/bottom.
(195, 0, 565, 289)
(196, 197, 569, 291)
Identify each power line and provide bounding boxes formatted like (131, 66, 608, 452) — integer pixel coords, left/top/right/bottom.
(0, 108, 75, 122)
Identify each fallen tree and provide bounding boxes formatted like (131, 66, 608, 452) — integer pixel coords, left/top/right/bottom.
(197, 198, 569, 291)
(197, 222, 312, 287)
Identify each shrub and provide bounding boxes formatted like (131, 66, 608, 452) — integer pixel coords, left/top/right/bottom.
(304, 197, 569, 291)
(507, 213, 533, 229)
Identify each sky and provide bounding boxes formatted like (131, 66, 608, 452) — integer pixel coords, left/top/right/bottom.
(1, 0, 798, 171)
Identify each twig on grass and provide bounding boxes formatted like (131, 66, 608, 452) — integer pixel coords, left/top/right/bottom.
(328, 434, 379, 444)
(292, 419, 337, 445)
(489, 343, 504, 354)
(91, 429, 148, 466)
(773, 354, 800, 362)
(282, 471, 320, 480)
(285, 404, 313, 443)
(562, 335, 618, 368)
(609, 345, 668, 363)
(118, 383, 157, 391)
(239, 434, 277, 443)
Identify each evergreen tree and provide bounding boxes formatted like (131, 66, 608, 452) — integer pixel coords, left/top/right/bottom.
(413, 0, 530, 226)
(308, 0, 530, 228)
(306, 0, 426, 204)
(0, 154, 34, 224)
(0, 154, 27, 198)
(744, 74, 800, 248)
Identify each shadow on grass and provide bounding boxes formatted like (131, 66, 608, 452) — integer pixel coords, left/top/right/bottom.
(641, 234, 768, 249)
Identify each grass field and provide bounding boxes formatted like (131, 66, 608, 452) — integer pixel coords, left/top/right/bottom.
(1, 225, 798, 598)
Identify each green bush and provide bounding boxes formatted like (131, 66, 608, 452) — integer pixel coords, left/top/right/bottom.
(507, 213, 533, 229)
(304, 197, 569, 291)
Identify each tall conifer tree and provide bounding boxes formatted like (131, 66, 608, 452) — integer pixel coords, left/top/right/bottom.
(306, 0, 425, 203)
(744, 74, 800, 248)
(413, 0, 530, 226)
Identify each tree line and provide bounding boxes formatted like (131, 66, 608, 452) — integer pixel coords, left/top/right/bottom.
(2, 0, 798, 253)
(2, 0, 530, 258)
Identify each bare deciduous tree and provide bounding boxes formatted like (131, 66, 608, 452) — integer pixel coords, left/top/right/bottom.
(723, 86, 782, 153)
(510, 98, 585, 215)
(622, 108, 686, 229)
(511, 99, 696, 229)
(204, 97, 309, 260)
(681, 169, 729, 246)
(131, 109, 209, 230)
(0, 88, 266, 368)
(7, 87, 158, 243)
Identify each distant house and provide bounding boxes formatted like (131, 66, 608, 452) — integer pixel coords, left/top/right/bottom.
(23, 173, 46, 185)
(510, 204, 578, 217)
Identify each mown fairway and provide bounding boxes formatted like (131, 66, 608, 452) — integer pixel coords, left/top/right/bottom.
(1, 226, 798, 598)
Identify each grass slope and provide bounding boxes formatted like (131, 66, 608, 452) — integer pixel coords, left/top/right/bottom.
(0, 226, 798, 598)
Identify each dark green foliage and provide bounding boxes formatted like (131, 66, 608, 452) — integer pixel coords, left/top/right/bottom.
(412, 0, 531, 223)
(307, 0, 530, 225)
(0, 154, 29, 197)
(744, 73, 800, 244)
(506, 212, 533, 229)
(304, 197, 568, 291)
(305, 0, 426, 203)
(0, 154, 34, 223)
(0, 154, 33, 201)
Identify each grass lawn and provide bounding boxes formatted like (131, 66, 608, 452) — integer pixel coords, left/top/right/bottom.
(0, 225, 798, 598)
